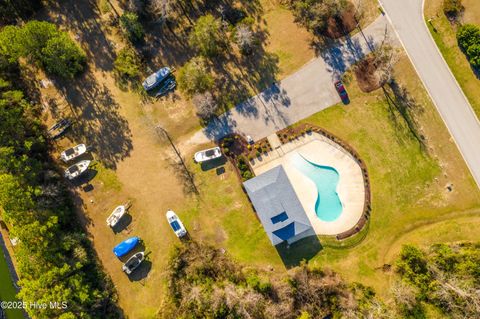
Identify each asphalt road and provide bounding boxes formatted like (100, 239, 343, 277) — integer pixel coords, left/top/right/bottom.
(379, 0, 480, 188)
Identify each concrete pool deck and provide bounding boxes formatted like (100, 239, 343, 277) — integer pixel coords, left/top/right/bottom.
(252, 132, 365, 235)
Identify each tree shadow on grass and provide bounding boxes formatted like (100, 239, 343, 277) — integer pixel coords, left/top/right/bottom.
(167, 155, 198, 195)
(54, 70, 133, 169)
(275, 236, 323, 269)
(38, 0, 116, 72)
(382, 79, 426, 150)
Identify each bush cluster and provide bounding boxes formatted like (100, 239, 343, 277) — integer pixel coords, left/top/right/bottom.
(443, 0, 464, 19)
(396, 243, 480, 318)
(237, 156, 253, 180)
(286, 0, 350, 36)
(120, 11, 145, 43)
(177, 57, 214, 97)
(0, 21, 85, 78)
(457, 24, 480, 69)
(114, 45, 143, 90)
(161, 242, 390, 319)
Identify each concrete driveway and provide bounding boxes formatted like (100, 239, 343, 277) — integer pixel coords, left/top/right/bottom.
(379, 0, 480, 188)
(197, 15, 396, 142)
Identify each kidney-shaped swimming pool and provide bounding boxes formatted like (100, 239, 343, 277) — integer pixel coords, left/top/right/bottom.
(293, 154, 343, 222)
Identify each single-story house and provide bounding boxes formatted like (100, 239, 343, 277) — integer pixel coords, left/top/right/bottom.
(243, 165, 313, 245)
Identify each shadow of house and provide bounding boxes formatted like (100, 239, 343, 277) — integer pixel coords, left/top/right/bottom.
(275, 236, 323, 269)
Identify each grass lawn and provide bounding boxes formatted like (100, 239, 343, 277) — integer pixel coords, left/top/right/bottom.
(424, 0, 480, 117)
(261, 4, 315, 78)
(260, 0, 381, 78)
(30, 0, 480, 317)
(0, 245, 23, 319)
(293, 54, 480, 298)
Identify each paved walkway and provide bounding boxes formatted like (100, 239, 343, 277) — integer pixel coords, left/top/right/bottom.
(184, 15, 397, 147)
(379, 0, 480, 188)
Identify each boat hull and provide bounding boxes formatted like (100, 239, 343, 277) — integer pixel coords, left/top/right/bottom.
(113, 237, 140, 257)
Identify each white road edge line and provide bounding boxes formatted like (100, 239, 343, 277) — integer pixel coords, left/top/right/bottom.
(378, 0, 480, 189)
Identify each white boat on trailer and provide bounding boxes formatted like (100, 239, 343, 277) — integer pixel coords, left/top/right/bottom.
(194, 147, 222, 163)
(64, 160, 91, 180)
(106, 205, 127, 228)
(166, 210, 187, 238)
(61, 144, 87, 162)
(122, 252, 145, 274)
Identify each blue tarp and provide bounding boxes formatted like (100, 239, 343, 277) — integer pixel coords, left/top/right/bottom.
(272, 222, 295, 241)
(113, 237, 139, 257)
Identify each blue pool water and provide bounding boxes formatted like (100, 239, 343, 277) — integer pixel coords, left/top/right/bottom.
(293, 154, 343, 221)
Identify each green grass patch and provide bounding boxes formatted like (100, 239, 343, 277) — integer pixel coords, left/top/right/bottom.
(95, 162, 123, 192)
(0, 251, 24, 319)
(290, 55, 480, 295)
(424, 2, 480, 118)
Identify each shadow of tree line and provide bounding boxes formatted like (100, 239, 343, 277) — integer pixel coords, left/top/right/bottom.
(35, 0, 133, 170)
(53, 70, 133, 170)
(134, 0, 285, 140)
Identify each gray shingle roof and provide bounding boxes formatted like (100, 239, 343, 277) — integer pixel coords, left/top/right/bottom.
(243, 165, 312, 245)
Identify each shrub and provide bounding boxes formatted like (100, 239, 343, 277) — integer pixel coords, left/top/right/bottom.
(177, 57, 214, 96)
(242, 170, 254, 180)
(246, 274, 273, 295)
(0, 21, 86, 77)
(235, 24, 256, 55)
(120, 12, 144, 43)
(114, 46, 141, 79)
(443, 0, 464, 19)
(192, 92, 218, 120)
(457, 24, 480, 69)
(99, 0, 111, 13)
(41, 33, 86, 78)
(189, 14, 226, 57)
(237, 156, 254, 180)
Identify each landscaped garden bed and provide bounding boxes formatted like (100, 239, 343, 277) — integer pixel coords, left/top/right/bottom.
(220, 134, 272, 181)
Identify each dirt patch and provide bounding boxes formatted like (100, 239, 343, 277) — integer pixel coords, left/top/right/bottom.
(325, 2, 358, 39)
(354, 55, 385, 92)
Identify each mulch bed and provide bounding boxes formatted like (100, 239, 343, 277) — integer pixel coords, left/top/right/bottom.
(324, 2, 358, 39)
